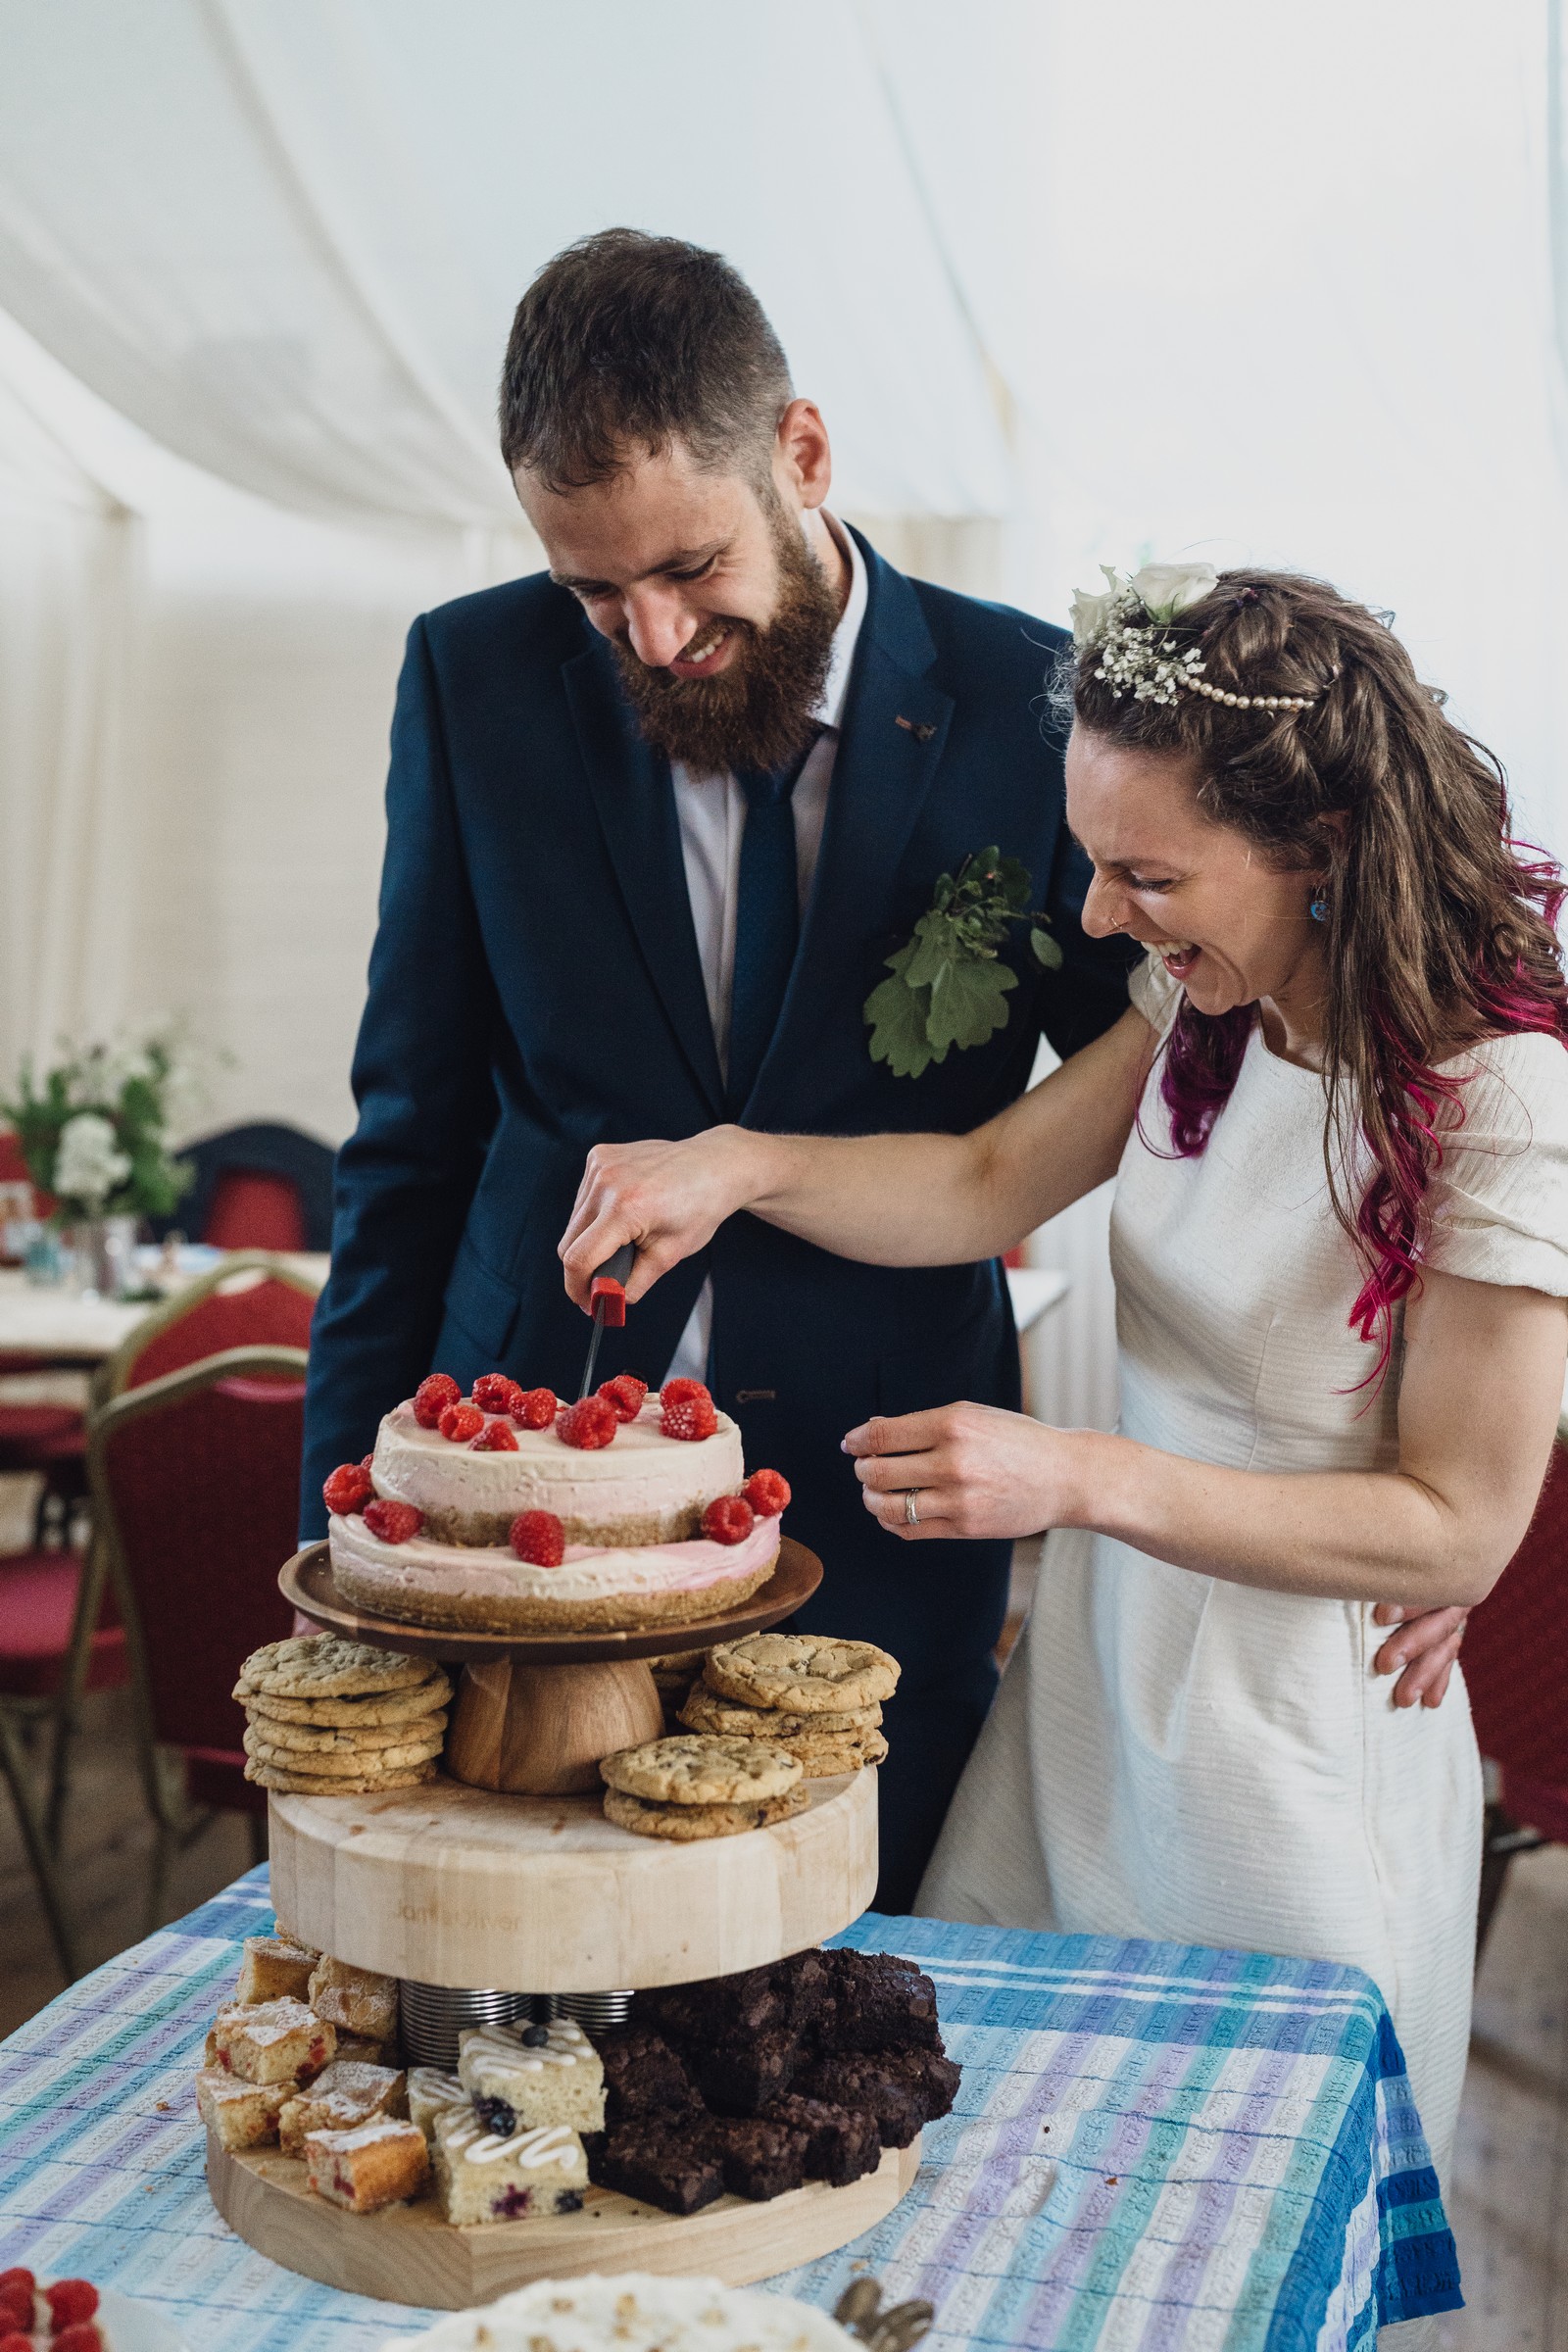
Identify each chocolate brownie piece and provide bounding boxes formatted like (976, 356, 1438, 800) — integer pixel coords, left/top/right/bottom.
(589, 2119, 723, 2216)
(634, 1966, 786, 2048)
(695, 2026, 801, 2116)
(761, 2092, 882, 2186)
(770, 1947, 834, 2035)
(821, 1949, 942, 2054)
(706, 2114, 808, 2201)
(598, 2029, 699, 2125)
(882, 2047, 961, 2122)
(802, 2056, 924, 2148)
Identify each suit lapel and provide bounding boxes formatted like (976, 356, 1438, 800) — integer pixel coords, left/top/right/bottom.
(741, 538, 955, 1119)
(562, 638, 726, 1118)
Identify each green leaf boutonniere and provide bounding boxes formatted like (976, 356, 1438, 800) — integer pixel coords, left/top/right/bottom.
(864, 848, 1064, 1079)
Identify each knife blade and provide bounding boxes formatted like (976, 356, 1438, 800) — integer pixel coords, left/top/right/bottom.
(579, 1241, 636, 1400)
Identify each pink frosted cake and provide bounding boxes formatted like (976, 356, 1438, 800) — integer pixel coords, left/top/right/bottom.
(321, 1373, 789, 1635)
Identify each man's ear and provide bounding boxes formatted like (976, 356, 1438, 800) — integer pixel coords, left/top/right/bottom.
(773, 399, 833, 513)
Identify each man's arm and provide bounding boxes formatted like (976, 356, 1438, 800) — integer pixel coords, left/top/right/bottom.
(299, 616, 500, 1536)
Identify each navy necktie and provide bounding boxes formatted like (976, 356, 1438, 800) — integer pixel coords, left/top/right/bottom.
(727, 730, 820, 1112)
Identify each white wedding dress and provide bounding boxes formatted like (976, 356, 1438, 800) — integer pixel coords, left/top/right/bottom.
(919, 954, 1568, 2197)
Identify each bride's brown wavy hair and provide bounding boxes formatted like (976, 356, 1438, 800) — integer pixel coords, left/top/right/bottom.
(1060, 567, 1568, 1376)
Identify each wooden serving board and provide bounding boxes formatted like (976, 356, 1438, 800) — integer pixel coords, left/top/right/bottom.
(268, 1766, 879, 1992)
(207, 2129, 920, 2307)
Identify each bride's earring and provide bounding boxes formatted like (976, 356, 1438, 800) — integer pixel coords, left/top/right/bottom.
(1309, 888, 1330, 923)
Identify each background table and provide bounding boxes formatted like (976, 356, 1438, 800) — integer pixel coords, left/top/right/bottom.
(0, 1867, 1459, 2350)
(0, 1255, 329, 1367)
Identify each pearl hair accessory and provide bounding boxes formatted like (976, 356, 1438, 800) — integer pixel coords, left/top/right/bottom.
(1070, 560, 1337, 714)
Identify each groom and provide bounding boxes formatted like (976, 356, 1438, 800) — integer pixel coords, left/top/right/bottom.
(300, 230, 1451, 1908)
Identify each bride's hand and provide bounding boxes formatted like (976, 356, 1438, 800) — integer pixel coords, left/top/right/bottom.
(559, 1127, 770, 1309)
(843, 1403, 1083, 1541)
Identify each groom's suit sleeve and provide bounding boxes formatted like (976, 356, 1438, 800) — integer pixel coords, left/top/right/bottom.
(298, 615, 502, 1538)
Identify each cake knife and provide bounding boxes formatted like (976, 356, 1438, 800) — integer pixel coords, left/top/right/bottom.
(578, 1241, 636, 1399)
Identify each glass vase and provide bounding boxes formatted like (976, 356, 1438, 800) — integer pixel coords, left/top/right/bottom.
(63, 1214, 140, 1300)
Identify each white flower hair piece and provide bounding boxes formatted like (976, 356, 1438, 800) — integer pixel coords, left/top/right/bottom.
(1070, 560, 1217, 707)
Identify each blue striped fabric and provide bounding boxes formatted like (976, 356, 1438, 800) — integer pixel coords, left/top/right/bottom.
(0, 1871, 1460, 2350)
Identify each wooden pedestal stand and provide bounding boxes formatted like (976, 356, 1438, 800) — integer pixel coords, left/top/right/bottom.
(280, 1539, 822, 1797)
(221, 1537, 911, 2306)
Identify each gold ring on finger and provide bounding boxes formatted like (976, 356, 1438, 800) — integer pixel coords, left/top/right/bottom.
(905, 1489, 921, 1528)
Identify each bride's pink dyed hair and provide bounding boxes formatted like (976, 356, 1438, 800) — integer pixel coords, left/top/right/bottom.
(1061, 569, 1568, 1377)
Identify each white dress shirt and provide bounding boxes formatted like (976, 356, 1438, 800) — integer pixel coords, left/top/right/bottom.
(662, 514, 869, 1385)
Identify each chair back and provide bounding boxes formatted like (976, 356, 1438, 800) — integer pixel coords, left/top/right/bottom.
(96, 1252, 318, 1402)
(162, 1122, 336, 1253)
(87, 1347, 306, 1759)
(1463, 1432, 1568, 1839)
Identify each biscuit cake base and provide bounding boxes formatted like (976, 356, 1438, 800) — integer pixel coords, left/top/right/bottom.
(208, 2128, 919, 2308)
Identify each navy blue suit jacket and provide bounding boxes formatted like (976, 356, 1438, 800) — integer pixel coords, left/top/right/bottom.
(301, 529, 1134, 1893)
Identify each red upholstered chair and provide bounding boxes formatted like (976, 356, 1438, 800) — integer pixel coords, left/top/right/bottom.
(204, 1171, 307, 1253)
(1464, 1425, 1568, 1954)
(0, 1543, 128, 1979)
(95, 1250, 318, 1402)
(87, 1346, 308, 1930)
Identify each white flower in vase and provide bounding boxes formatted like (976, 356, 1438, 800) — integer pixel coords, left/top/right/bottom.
(54, 1111, 131, 1211)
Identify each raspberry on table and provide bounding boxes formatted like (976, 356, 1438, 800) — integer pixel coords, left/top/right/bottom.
(743, 1467, 791, 1517)
(438, 1400, 485, 1444)
(321, 1461, 374, 1517)
(470, 1419, 519, 1452)
(363, 1498, 423, 1544)
(0, 2274, 33, 2299)
(511, 1510, 565, 1566)
(703, 1495, 756, 1545)
(598, 1373, 649, 1423)
(557, 1396, 618, 1449)
(0, 2332, 32, 2352)
(45, 2281, 100, 2330)
(661, 1378, 711, 1409)
(413, 1373, 462, 1428)
(662, 1394, 718, 1442)
(471, 1373, 524, 1416)
(514, 1387, 559, 1429)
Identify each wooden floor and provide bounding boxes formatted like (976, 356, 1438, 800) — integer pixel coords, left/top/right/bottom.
(0, 1488, 1561, 2337)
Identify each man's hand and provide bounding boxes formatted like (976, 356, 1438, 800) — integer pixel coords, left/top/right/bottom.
(1371, 1601, 1469, 1708)
(559, 1128, 767, 1309)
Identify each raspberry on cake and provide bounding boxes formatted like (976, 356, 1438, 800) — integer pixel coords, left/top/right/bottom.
(470, 1418, 519, 1451)
(662, 1393, 718, 1442)
(431, 2110, 589, 2224)
(598, 1373, 648, 1422)
(457, 2018, 606, 2134)
(511, 1509, 564, 1566)
(744, 1468, 791, 1517)
(471, 1374, 524, 1416)
(557, 1395, 617, 1449)
(321, 1461, 373, 1516)
(211, 1997, 334, 2085)
(304, 2114, 430, 2213)
(438, 1399, 485, 1443)
(514, 1387, 558, 1428)
(703, 1495, 755, 1544)
(361, 1497, 422, 1544)
(413, 1374, 462, 1428)
(195, 2069, 290, 2149)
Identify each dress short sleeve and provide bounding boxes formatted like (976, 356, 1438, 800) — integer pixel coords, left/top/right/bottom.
(1129, 951, 1185, 1040)
(1423, 1031, 1568, 1296)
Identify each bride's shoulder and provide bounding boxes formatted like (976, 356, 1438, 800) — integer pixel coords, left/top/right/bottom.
(1425, 1028, 1568, 1297)
(1441, 1027, 1568, 1138)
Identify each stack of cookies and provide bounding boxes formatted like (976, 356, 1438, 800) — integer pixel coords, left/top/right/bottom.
(645, 1648, 710, 1729)
(600, 1735, 808, 1841)
(234, 1635, 452, 1794)
(678, 1633, 897, 1779)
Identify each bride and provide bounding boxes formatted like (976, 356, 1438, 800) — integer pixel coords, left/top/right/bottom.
(559, 562, 1568, 2192)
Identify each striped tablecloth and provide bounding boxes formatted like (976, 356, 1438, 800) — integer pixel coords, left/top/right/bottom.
(0, 1868, 1460, 2350)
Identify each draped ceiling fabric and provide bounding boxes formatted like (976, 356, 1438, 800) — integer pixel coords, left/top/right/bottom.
(0, 0, 1017, 533)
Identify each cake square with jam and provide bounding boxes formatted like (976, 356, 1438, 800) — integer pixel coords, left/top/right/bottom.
(457, 2018, 606, 2134)
(431, 2109, 588, 2225)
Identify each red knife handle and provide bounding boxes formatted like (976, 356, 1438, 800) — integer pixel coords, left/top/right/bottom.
(590, 1276, 626, 1327)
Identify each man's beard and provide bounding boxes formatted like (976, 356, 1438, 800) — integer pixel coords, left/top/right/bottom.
(610, 504, 841, 775)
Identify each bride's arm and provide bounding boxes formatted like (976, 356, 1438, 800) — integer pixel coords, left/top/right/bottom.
(847, 1267, 1567, 1610)
(560, 1004, 1152, 1305)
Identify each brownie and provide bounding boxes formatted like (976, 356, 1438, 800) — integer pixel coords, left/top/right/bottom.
(770, 1947, 834, 2035)
(706, 2114, 809, 2201)
(695, 2026, 801, 2117)
(761, 2092, 882, 2186)
(590, 2119, 724, 2216)
(821, 1950, 942, 2054)
(881, 2047, 961, 2122)
(634, 1966, 786, 2047)
(801, 2056, 924, 2148)
(598, 2029, 699, 2125)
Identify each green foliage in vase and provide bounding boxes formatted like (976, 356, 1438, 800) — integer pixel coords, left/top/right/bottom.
(3, 1036, 195, 1222)
(864, 849, 1064, 1080)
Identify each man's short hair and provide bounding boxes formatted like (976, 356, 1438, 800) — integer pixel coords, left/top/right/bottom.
(499, 228, 793, 491)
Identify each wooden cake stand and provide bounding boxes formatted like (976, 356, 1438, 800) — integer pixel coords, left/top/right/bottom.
(280, 1536, 822, 1796)
(222, 1533, 911, 2306)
